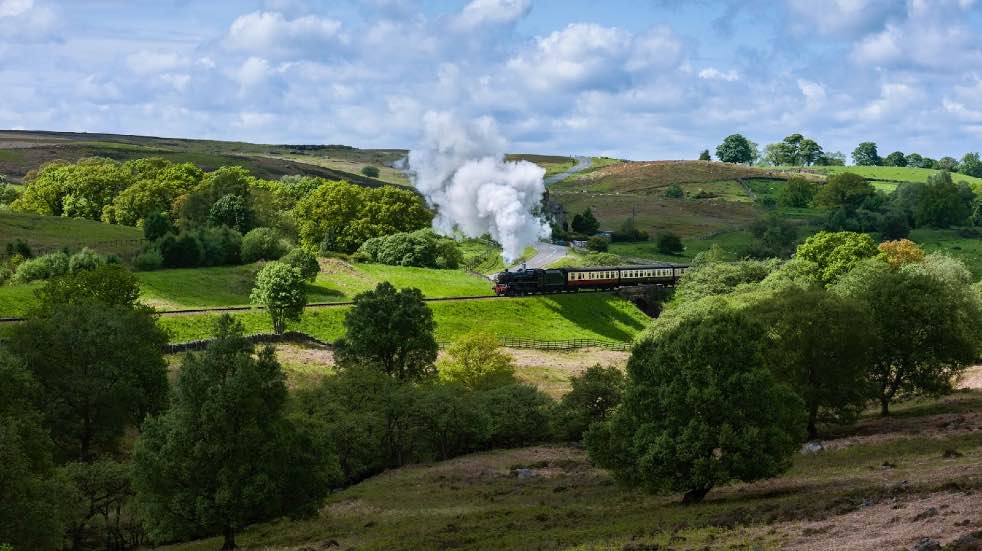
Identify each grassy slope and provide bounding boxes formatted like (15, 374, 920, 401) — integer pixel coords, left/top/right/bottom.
(797, 165, 982, 188)
(161, 389, 982, 551)
(910, 228, 982, 277)
(1, 211, 142, 250)
(157, 293, 649, 344)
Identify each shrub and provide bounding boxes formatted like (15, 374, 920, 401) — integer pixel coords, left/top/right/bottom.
(356, 230, 462, 269)
(586, 236, 608, 252)
(68, 247, 104, 274)
(480, 383, 554, 448)
(664, 184, 684, 198)
(282, 247, 320, 282)
(241, 227, 286, 263)
(156, 232, 204, 268)
(5, 239, 33, 259)
(438, 331, 516, 391)
(611, 218, 649, 242)
(361, 166, 380, 178)
(0, 265, 12, 285)
(12, 252, 70, 284)
(656, 232, 684, 255)
(194, 226, 242, 266)
(142, 212, 173, 242)
(0, 182, 20, 204)
(132, 249, 164, 271)
(778, 178, 816, 208)
(553, 365, 625, 442)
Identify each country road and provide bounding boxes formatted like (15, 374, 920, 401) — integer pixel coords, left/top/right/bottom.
(544, 155, 592, 185)
(522, 242, 569, 269)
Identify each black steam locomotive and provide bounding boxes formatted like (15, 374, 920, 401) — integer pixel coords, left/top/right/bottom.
(492, 263, 688, 296)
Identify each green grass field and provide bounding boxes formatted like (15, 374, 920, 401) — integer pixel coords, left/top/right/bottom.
(781, 165, 982, 188)
(0, 211, 143, 254)
(909, 228, 982, 277)
(157, 292, 649, 344)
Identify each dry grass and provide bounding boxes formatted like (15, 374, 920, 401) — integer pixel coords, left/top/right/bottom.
(553, 160, 793, 194)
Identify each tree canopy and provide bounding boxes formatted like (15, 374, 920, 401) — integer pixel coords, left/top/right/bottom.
(851, 142, 881, 166)
(715, 134, 754, 164)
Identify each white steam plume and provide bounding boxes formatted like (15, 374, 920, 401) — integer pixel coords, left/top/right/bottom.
(408, 111, 549, 263)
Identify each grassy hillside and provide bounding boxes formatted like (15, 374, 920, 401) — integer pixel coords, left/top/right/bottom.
(158, 387, 982, 551)
(0, 130, 397, 186)
(0, 260, 494, 315)
(157, 292, 649, 344)
(785, 165, 982, 188)
(0, 211, 143, 254)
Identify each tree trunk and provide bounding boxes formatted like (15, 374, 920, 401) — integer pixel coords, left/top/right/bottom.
(221, 525, 236, 550)
(880, 396, 890, 417)
(807, 404, 819, 441)
(681, 486, 711, 504)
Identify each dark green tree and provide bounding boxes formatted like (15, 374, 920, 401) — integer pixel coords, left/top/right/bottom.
(959, 152, 982, 178)
(851, 142, 881, 166)
(142, 211, 173, 241)
(698, 149, 711, 161)
(207, 193, 252, 233)
(553, 364, 625, 441)
(915, 171, 973, 228)
(281, 247, 320, 281)
(883, 151, 907, 167)
(936, 156, 959, 172)
(778, 177, 817, 208)
(715, 134, 754, 164)
(586, 236, 608, 252)
(905, 153, 925, 168)
(664, 184, 684, 198)
(0, 352, 68, 551)
(571, 208, 600, 234)
(250, 261, 307, 334)
(133, 316, 337, 550)
(814, 172, 875, 210)
(655, 232, 684, 255)
(360, 165, 380, 178)
(752, 288, 874, 439)
(33, 264, 140, 314)
(335, 282, 438, 381)
(586, 309, 805, 503)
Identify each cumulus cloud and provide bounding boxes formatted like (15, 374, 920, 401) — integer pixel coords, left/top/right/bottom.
(224, 11, 345, 58)
(450, 0, 530, 31)
(698, 68, 739, 81)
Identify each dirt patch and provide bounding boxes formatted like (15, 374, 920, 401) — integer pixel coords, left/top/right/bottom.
(958, 365, 982, 390)
(780, 490, 982, 550)
(505, 347, 629, 398)
(274, 343, 335, 389)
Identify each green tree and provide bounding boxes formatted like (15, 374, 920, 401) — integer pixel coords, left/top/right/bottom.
(936, 156, 959, 172)
(814, 172, 875, 210)
(851, 142, 881, 166)
(779, 177, 817, 208)
(961, 152, 982, 178)
(715, 134, 754, 164)
(438, 331, 516, 391)
(361, 165, 380, 178)
(586, 235, 608, 252)
(33, 264, 140, 314)
(698, 149, 711, 161)
(0, 352, 68, 551)
(905, 153, 925, 168)
(883, 151, 907, 167)
(241, 227, 286, 263)
(674, 258, 780, 303)
(142, 211, 173, 241)
(250, 261, 307, 334)
(294, 180, 431, 252)
(207, 193, 252, 232)
(795, 231, 879, 285)
(9, 301, 167, 462)
(751, 288, 874, 439)
(571, 208, 600, 234)
(664, 184, 684, 198)
(586, 309, 805, 503)
(915, 171, 973, 228)
(553, 364, 625, 441)
(655, 232, 683, 255)
(798, 138, 823, 166)
(335, 282, 437, 381)
(833, 257, 982, 415)
(133, 316, 336, 550)
(281, 247, 320, 281)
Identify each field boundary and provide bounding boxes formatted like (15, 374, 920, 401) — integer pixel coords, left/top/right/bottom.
(0, 238, 149, 262)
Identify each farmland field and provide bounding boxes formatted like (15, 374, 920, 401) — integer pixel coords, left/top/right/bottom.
(0, 211, 143, 255)
(779, 165, 982, 188)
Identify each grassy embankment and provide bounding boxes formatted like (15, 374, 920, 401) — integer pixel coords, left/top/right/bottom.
(158, 386, 982, 551)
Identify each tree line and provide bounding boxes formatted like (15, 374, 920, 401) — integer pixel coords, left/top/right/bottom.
(709, 132, 982, 175)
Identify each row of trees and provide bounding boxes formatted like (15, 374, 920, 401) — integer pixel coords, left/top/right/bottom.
(711, 133, 982, 174)
(587, 232, 982, 502)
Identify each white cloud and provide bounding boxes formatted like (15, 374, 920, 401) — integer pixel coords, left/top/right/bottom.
(0, 0, 32, 17)
(451, 0, 530, 31)
(234, 57, 272, 88)
(126, 51, 187, 76)
(698, 68, 739, 81)
(224, 11, 344, 58)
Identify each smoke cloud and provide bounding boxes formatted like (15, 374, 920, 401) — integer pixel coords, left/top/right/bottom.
(408, 111, 549, 263)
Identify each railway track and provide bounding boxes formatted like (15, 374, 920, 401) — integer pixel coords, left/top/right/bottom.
(0, 294, 508, 324)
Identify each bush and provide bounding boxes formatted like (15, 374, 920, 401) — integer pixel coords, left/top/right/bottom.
(5, 239, 33, 259)
(282, 247, 320, 281)
(142, 212, 173, 242)
(438, 331, 516, 391)
(0, 182, 20, 204)
(194, 226, 242, 266)
(0, 265, 12, 285)
(664, 184, 684, 198)
(241, 227, 287, 263)
(207, 193, 251, 232)
(132, 249, 164, 271)
(778, 178, 816, 208)
(480, 383, 554, 448)
(586, 236, 608, 252)
(656, 232, 684, 255)
(553, 365, 625, 442)
(361, 166, 380, 178)
(356, 230, 462, 269)
(12, 252, 70, 284)
(250, 262, 307, 334)
(68, 247, 104, 273)
(611, 219, 649, 242)
(156, 232, 204, 268)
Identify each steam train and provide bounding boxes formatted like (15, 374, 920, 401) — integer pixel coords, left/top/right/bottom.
(492, 263, 688, 296)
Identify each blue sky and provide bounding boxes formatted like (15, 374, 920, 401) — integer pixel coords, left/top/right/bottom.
(2, 0, 981, 160)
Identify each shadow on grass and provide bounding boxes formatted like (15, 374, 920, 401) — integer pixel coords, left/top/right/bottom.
(540, 293, 647, 342)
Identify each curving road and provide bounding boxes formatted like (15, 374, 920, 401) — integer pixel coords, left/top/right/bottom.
(521, 242, 569, 269)
(544, 155, 592, 186)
